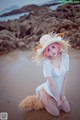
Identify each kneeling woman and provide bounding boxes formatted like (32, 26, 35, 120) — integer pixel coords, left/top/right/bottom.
(19, 33, 71, 116)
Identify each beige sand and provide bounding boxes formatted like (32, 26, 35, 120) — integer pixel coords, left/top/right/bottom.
(0, 49, 80, 120)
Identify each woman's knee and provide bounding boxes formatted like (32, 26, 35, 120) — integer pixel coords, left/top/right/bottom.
(63, 107, 70, 113)
(45, 99, 60, 116)
(64, 105, 70, 113)
(53, 109, 60, 116)
(46, 106, 60, 116)
(61, 100, 70, 113)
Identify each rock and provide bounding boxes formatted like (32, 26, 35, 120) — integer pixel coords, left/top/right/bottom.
(26, 41, 36, 50)
(69, 33, 80, 48)
(0, 40, 16, 53)
(25, 35, 38, 44)
(76, 18, 80, 25)
(17, 41, 26, 48)
(19, 24, 32, 38)
(0, 3, 80, 55)
(0, 24, 7, 30)
(0, 30, 17, 53)
(34, 28, 44, 35)
(0, 30, 16, 43)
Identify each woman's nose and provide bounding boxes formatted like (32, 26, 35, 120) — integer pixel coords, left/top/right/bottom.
(51, 48, 54, 52)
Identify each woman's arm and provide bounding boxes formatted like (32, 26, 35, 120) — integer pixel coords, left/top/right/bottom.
(47, 76, 62, 106)
(60, 72, 68, 102)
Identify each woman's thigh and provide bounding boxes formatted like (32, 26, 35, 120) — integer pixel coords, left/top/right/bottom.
(61, 99, 70, 113)
(39, 88, 60, 116)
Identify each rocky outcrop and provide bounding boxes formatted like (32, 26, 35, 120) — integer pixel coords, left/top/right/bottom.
(0, 30, 16, 54)
(0, 4, 80, 55)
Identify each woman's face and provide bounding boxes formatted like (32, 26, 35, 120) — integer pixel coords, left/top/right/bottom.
(46, 44, 58, 57)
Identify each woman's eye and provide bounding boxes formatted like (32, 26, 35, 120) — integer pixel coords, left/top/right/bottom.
(48, 48, 50, 51)
(52, 46, 55, 48)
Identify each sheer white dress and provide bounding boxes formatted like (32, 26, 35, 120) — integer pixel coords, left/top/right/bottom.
(36, 53, 69, 101)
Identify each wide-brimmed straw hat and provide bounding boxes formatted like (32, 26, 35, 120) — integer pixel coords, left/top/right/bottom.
(33, 33, 70, 58)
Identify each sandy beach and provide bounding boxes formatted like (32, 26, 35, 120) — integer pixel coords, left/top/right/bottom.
(0, 49, 80, 120)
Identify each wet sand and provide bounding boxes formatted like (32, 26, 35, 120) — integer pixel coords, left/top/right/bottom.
(0, 49, 80, 120)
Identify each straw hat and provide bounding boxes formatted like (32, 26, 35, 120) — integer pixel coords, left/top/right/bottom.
(33, 33, 70, 58)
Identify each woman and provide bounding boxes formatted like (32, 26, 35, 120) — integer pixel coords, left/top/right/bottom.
(19, 33, 71, 116)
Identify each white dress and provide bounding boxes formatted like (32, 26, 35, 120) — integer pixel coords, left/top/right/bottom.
(36, 53, 69, 101)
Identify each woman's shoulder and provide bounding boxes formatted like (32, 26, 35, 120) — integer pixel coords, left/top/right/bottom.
(62, 52, 69, 58)
(62, 53, 69, 61)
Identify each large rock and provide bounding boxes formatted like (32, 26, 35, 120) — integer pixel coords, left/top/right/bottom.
(0, 40, 16, 54)
(0, 30, 17, 54)
(0, 30, 16, 42)
(69, 33, 80, 48)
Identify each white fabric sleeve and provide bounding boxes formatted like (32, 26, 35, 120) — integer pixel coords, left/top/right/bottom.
(43, 59, 52, 78)
(66, 54, 69, 71)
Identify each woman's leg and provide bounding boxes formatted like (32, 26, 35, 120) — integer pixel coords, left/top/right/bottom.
(61, 99, 70, 113)
(39, 88, 60, 116)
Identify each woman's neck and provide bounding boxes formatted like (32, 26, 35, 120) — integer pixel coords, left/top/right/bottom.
(49, 53, 62, 68)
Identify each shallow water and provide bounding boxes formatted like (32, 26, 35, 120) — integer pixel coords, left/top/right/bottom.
(0, 12, 29, 21)
(0, 49, 80, 120)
